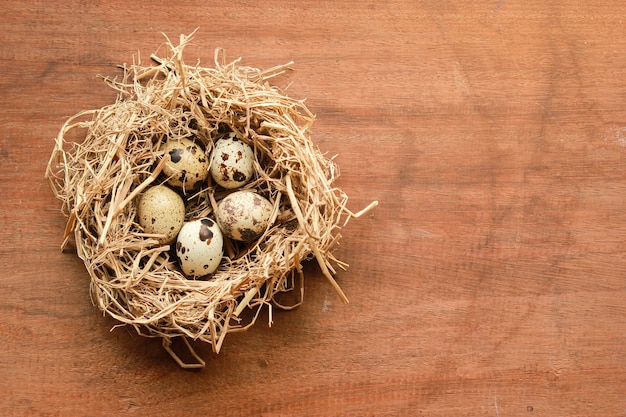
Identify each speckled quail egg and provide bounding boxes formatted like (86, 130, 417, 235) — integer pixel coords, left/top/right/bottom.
(136, 185, 185, 245)
(215, 191, 274, 241)
(209, 133, 255, 189)
(160, 137, 209, 192)
(176, 218, 224, 277)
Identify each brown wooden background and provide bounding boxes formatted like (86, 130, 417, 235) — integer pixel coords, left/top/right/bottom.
(2, 1, 626, 416)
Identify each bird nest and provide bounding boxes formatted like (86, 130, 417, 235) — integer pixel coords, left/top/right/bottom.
(45, 33, 376, 368)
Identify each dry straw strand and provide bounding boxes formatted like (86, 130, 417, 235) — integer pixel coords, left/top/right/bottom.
(45, 32, 376, 367)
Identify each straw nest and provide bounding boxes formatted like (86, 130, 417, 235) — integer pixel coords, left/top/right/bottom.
(45, 33, 376, 368)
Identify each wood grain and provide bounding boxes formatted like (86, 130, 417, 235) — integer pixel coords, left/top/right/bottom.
(2, 0, 626, 416)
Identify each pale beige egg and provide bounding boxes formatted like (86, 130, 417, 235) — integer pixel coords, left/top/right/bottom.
(136, 185, 185, 245)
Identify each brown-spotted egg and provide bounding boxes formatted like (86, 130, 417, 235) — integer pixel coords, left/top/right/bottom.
(209, 132, 255, 189)
(160, 138, 209, 192)
(215, 191, 273, 241)
(176, 218, 224, 277)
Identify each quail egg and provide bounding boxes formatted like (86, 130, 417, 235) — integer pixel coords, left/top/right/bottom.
(160, 137, 209, 192)
(215, 191, 274, 241)
(176, 218, 224, 277)
(209, 132, 255, 189)
(136, 185, 185, 245)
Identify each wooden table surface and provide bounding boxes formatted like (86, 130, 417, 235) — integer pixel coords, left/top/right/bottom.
(2, 1, 626, 416)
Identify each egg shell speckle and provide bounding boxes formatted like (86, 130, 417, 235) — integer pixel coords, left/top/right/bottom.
(136, 185, 185, 245)
(210, 133, 255, 189)
(176, 218, 224, 278)
(216, 191, 274, 241)
(161, 137, 209, 191)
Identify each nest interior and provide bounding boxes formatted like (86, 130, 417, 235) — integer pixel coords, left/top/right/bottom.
(45, 33, 376, 368)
